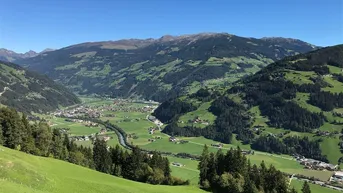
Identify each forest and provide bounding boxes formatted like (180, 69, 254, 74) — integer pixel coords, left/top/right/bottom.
(198, 145, 311, 193)
(0, 107, 188, 186)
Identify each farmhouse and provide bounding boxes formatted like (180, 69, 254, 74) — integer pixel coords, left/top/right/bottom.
(330, 171, 343, 183)
(169, 136, 178, 142)
(298, 158, 338, 171)
(172, 162, 184, 167)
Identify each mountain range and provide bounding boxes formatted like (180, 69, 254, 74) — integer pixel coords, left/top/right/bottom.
(0, 48, 55, 62)
(15, 33, 317, 102)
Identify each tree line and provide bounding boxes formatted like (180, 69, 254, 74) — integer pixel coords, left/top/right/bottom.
(198, 145, 311, 193)
(251, 135, 328, 162)
(0, 107, 188, 186)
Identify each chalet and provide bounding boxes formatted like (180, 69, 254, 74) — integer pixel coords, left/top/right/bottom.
(330, 171, 343, 183)
(172, 162, 184, 167)
(211, 143, 223, 148)
(100, 128, 107, 134)
(102, 136, 111, 142)
(169, 136, 178, 142)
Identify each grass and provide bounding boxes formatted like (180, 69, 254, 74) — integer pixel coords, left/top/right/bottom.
(290, 179, 341, 193)
(285, 70, 316, 85)
(101, 111, 157, 146)
(50, 117, 101, 136)
(0, 146, 204, 193)
(178, 102, 216, 128)
(322, 76, 343, 93)
(328, 65, 343, 74)
(320, 136, 342, 165)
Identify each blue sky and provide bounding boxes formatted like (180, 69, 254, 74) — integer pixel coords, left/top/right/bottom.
(1, 0, 342, 53)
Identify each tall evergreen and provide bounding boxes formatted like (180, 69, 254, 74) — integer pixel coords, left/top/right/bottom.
(198, 145, 210, 188)
(301, 181, 311, 193)
(93, 139, 111, 173)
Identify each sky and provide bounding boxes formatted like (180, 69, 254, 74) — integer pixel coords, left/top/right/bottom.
(0, 0, 342, 53)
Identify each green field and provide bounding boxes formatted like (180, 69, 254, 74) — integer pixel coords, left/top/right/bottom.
(178, 102, 216, 128)
(50, 117, 101, 136)
(0, 146, 204, 193)
(290, 180, 341, 193)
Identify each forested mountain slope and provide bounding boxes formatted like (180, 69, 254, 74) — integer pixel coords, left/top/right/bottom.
(154, 44, 343, 164)
(0, 60, 80, 113)
(16, 33, 317, 101)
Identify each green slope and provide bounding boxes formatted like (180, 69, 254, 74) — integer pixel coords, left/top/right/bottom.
(16, 33, 317, 102)
(154, 44, 343, 164)
(0, 60, 80, 113)
(0, 146, 204, 193)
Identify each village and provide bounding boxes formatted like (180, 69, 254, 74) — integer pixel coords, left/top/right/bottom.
(53, 98, 159, 120)
(293, 154, 338, 171)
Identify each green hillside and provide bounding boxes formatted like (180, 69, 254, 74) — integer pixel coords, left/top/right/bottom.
(0, 60, 80, 113)
(16, 33, 317, 102)
(0, 145, 204, 193)
(154, 44, 343, 164)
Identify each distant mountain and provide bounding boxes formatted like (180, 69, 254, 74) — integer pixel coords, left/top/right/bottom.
(154, 44, 343, 164)
(0, 48, 55, 62)
(0, 60, 80, 113)
(16, 33, 318, 101)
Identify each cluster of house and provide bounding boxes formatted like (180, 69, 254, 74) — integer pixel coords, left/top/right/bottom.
(148, 116, 163, 127)
(54, 106, 101, 118)
(64, 119, 99, 127)
(71, 134, 94, 142)
(211, 143, 223, 148)
(148, 136, 162, 142)
(294, 155, 338, 171)
(189, 117, 209, 126)
(148, 127, 158, 134)
(315, 130, 336, 137)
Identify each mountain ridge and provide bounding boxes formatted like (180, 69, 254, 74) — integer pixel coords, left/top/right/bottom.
(16, 32, 318, 102)
(0, 60, 80, 113)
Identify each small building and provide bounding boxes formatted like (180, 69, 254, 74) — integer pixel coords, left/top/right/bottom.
(172, 162, 184, 167)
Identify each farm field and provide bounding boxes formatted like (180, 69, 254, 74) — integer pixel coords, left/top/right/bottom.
(50, 117, 101, 136)
(290, 180, 341, 193)
(0, 146, 204, 193)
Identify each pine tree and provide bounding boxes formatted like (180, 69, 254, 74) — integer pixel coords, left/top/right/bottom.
(163, 157, 171, 178)
(199, 145, 210, 188)
(301, 181, 311, 193)
(290, 187, 298, 193)
(93, 139, 111, 173)
(21, 114, 35, 153)
(33, 122, 52, 156)
(0, 108, 24, 149)
(0, 124, 3, 145)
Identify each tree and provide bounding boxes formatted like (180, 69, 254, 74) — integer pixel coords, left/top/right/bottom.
(301, 181, 311, 193)
(21, 114, 35, 153)
(0, 124, 3, 145)
(199, 145, 210, 188)
(93, 139, 111, 173)
(33, 122, 52, 156)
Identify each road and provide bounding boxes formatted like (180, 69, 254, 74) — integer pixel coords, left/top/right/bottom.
(0, 87, 9, 96)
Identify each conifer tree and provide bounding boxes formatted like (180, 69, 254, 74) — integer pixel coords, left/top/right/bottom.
(301, 181, 311, 193)
(93, 139, 111, 173)
(199, 145, 210, 188)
